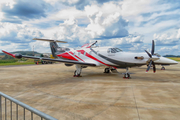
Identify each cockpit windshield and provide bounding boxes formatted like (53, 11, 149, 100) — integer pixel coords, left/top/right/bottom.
(107, 48, 123, 53)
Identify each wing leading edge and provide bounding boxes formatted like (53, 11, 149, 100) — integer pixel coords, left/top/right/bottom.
(2, 50, 96, 66)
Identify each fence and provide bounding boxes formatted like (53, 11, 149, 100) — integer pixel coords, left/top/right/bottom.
(0, 92, 58, 120)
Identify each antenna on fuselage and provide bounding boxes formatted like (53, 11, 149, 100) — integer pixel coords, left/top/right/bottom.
(90, 41, 97, 48)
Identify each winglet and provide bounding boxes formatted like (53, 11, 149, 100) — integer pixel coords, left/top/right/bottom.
(2, 50, 15, 58)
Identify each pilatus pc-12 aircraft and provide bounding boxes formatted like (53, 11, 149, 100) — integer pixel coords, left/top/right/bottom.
(2, 39, 178, 78)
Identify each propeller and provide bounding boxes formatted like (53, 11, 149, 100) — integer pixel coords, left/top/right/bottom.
(145, 40, 157, 73)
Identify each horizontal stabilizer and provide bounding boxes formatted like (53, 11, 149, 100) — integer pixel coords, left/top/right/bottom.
(33, 38, 67, 43)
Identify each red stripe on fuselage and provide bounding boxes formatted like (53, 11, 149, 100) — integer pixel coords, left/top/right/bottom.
(78, 49, 110, 66)
(57, 52, 78, 61)
(75, 55, 84, 62)
(85, 52, 110, 66)
(77, 50, 85, 54)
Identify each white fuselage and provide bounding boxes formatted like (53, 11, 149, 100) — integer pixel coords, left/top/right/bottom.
(58, 46, 178, 68)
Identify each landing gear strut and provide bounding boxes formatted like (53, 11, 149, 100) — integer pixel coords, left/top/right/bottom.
(123, 67, 130, 79)
(73, 65, 82, 77)
(161, 66, 165, 70)
(104, 68, 110, 73)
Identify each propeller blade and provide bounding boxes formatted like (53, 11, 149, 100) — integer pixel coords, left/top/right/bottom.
(145, 50, 152, 58)
(151, 40, 155, 55)
(152, 61, 156, 73)
(146, 60, 152, 72)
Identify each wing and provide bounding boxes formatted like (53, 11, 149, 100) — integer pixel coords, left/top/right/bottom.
(2, 50, 96, 66)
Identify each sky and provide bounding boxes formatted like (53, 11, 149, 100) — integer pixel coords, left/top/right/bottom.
(0, 0, 180, 55)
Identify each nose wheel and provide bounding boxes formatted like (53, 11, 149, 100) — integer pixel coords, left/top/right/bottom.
(123, 67, 131, 79)
(161, 66, 165, 70)
(123, 73, 130, 79)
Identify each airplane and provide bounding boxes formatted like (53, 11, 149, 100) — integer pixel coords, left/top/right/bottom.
(2, 39, 178, 78)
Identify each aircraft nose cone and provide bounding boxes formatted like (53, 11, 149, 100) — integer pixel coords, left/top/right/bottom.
(154, 57, 178, 65)
(161, 57, 178, 65)
(173, 60, 178, 64)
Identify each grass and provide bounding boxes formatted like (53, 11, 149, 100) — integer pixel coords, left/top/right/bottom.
(0, 59, 35, 66)
(167, 57, 180, 61)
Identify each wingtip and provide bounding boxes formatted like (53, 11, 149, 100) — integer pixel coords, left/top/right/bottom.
(2, 50, 15, 58)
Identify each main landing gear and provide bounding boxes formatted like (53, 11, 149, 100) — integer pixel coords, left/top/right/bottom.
(73, 65, 82, 77)
(104, 68, 110, 73)
(104, 67, 131, 79)
(123, 67, 131, 79)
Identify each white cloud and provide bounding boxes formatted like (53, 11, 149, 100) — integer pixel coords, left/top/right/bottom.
(85, 4, 128, 38)
(0, 0, 16, 9)
(53, 17, 91, 45)
(153, 28, 180, 46)
(157, 45, 180, 55)
(0, 22, 44, 52)
(0, 0, 180, 56)
(176, 29, 180, 39)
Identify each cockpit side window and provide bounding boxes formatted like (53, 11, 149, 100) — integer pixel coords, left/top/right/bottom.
(107, 48, 111, 53)
(154, 53, 161, 57)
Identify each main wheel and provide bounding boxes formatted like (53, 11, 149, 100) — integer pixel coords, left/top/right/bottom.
(73, 70, 82, 77)
(104, 68, 110, 73)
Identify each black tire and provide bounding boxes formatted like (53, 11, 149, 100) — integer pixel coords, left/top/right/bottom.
(127, 73, 130, 78)
(124, 73, 130, 78)
(104, 68, 110, 73)
(161, 67, 165, 70)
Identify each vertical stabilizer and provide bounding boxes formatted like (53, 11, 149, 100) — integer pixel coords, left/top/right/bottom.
(33, 38, 68, 58)
(50, 42, 59, 58)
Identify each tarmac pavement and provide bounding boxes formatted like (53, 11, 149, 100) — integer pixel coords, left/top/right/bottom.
(0, 63, 180, 120)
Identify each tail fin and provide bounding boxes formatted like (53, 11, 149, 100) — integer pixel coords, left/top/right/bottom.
(33, 38, 69, 58)
(50, 42, 59, 58)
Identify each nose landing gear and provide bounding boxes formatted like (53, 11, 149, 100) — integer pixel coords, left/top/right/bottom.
(161, 66, 165, 70)
(123, 67, 131, 79)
